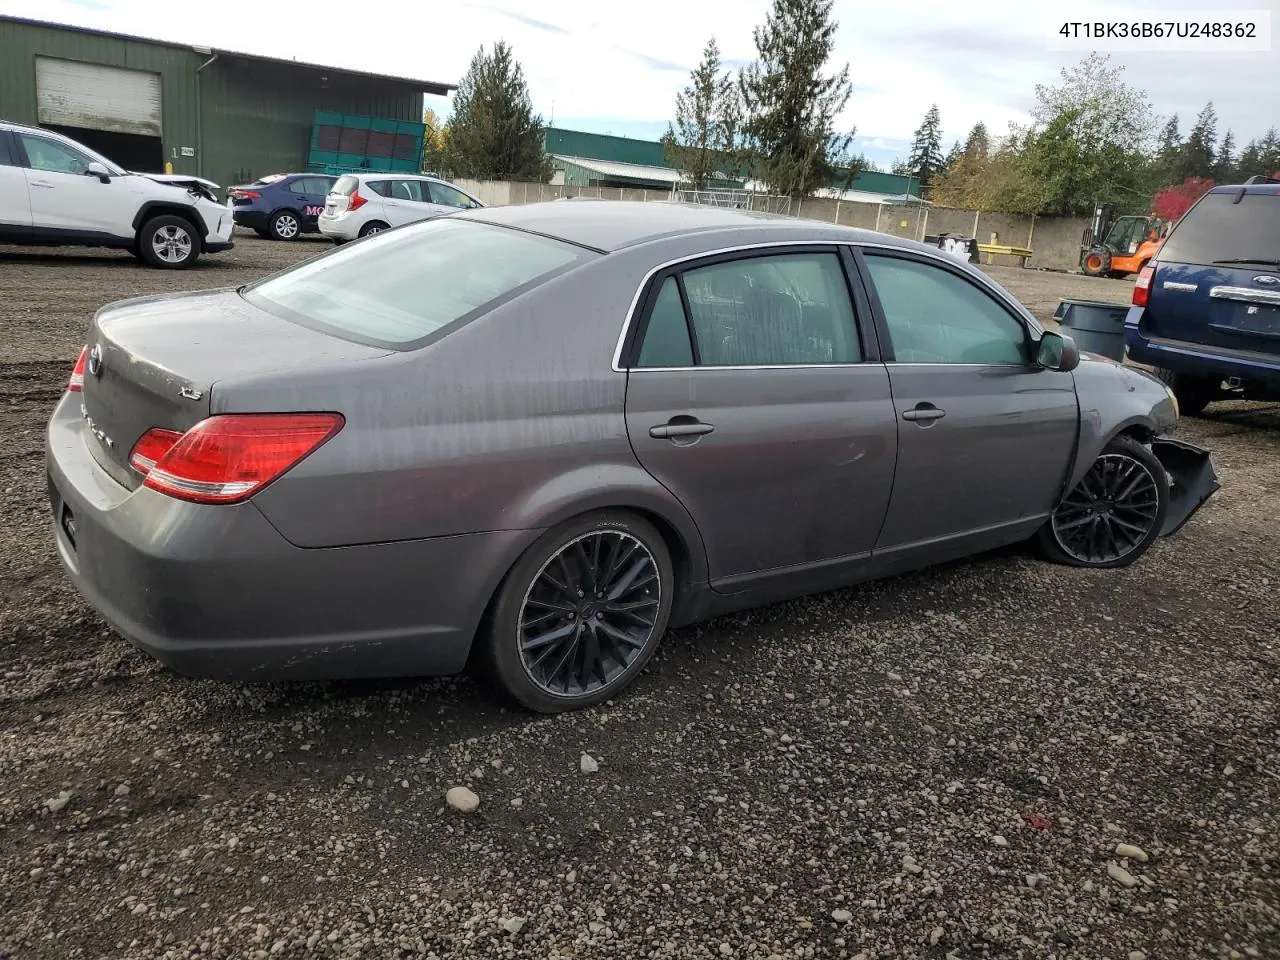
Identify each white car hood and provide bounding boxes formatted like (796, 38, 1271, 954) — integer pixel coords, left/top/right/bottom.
(134, 172, 222, 193)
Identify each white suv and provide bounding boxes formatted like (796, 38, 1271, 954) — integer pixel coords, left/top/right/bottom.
(0, 120, 234, 269)
(317, 173, 483, 242)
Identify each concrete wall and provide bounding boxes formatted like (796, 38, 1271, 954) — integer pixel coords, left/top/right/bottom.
(452, 178, 1091, 272)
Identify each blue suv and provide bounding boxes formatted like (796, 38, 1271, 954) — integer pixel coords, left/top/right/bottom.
(226, 173, 337, 241)
(1125, 177, 1280, 415)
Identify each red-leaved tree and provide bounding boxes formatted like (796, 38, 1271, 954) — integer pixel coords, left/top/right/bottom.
(1152, 177, 1217, 221)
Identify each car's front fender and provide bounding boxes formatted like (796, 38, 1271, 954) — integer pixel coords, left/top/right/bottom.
(1067, 354, 1179, 491)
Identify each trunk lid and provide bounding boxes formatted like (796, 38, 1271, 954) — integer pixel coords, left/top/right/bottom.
(324, 174, 360, 216)
(80, 288, 390, 490)
(1144, 189, 1280, 358)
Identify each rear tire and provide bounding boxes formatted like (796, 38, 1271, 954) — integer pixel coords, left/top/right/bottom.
(485, 510, 674, 714)
(1037, 436, 1169, 569)
(358, 220, 388, 238)
(269, 210, 301, 241)
(1154, 368, 1217, 417)
(137, 214, 200, 269)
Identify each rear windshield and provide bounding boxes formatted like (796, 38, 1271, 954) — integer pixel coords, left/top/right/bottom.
(1159, 190, 1280, 265)
(243, 218, 593, 348)
(332, 175, 359, 195)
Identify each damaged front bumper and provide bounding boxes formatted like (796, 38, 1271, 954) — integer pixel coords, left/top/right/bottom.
(1151, 438, 1221, 537)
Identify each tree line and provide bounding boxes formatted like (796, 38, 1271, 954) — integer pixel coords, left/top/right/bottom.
(422, 1, 1277, 218)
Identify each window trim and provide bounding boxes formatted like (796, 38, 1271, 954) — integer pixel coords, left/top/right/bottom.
(0, 131, 14, 166)
(14, 131, 97, 175)
(852, 245, 1042, 367)
(618, 243, 879, 371)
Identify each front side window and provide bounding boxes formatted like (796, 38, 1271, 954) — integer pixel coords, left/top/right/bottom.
(244, 218, 592, 347)
(19, 134, 94, 175)
(862, 254, 1029, 365)
(642, 252, 861, 366)
(429, 181, 477, 209)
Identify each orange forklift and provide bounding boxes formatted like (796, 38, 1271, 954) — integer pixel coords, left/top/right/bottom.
(1079, 203, 1169, 279)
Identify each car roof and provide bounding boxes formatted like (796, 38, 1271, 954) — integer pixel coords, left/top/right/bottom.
(351, 172, 445, 183)
(455, 199, 916, 254)
(1208, 182, 1280, 197)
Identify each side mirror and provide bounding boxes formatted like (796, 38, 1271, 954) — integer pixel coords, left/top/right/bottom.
(1037, 331, 1080, 373)
(85, 162, 110, 183)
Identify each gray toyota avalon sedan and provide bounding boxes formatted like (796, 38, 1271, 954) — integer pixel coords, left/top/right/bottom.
(46, 200, 1220, 713)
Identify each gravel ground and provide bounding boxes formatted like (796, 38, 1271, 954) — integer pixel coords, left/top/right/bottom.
(1, 233, 1276, 960)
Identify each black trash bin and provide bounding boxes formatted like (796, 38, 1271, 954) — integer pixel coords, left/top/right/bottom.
(1054, 299, 1129, 362)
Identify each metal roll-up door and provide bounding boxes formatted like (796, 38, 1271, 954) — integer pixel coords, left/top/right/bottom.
(35, 56, 162, 137)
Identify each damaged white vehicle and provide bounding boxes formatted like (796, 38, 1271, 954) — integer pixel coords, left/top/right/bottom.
(0, 120, 234, 268)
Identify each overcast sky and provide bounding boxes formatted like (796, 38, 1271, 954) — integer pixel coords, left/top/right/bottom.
(5, 0, 1276, 168)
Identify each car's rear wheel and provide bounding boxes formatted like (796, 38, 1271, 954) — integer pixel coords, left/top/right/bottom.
(137, 215, 200, 269)
(1038, 436, 1169, 568)
(486, 511, 674, 713)
(1154, 368, 1218, 417)
(358, 221, 388, 238)
(269, 211, 300, 241)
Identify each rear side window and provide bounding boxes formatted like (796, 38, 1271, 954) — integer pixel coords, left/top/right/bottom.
(1159, 190, 1280, 265)
(243, 218, 593, 348)
(0, 133, 13, 166)
(633, 251, 862, 367)
(332, 175, 359, 196)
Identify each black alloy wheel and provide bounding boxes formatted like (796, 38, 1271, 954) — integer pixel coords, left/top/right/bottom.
(487, 512, 674, 713)
(1040, 436, 1169, 568)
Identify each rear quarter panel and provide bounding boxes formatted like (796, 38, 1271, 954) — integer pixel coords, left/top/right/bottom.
(225, 242, 712, 587)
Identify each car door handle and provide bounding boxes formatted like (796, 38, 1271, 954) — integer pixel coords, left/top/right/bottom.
(649, 418, 715, 439)
(29, 179, 54, 188)
(901, 403, 946, 422)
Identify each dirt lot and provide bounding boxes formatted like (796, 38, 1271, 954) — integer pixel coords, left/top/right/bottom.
(1, 234, 1277, 960)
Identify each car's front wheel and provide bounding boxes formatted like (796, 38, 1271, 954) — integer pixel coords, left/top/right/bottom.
(485, 511, 674, 713)
(137, 215, 200, 269)
(1038, 436, 1169, 568)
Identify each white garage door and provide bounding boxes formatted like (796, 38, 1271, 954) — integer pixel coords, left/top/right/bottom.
(35, 57, 162, 137)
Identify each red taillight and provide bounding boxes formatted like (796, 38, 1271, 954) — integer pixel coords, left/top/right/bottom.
(68, 346, 87, 393)
(128, 428, 183, 476)
(347, 189, 367, 212)
(1133, 264, 1155, 307)
(229, 189, 260, 199)
(132, 413, 344, 505)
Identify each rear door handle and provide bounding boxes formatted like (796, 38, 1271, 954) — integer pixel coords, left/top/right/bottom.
(650, 419, 715, 439)
(29, 180, 54, 188)
(901, 404, 946, 422)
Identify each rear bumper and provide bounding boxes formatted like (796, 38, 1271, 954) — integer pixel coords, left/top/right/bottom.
(1125, 316, 1280, 387)
(317, 214, 360, 242)
(231, 209, 270, 231)
(44, 393, 529, 681)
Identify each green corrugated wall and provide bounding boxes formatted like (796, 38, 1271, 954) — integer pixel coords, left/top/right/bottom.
(0, 17, 426, 190)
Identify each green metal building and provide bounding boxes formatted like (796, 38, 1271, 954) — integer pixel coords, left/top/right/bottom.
(543, 126, 924, 202)
(0, 15, 453, 190)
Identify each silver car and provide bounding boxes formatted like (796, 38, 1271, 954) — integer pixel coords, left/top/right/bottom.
(46, 201, 1220, 713)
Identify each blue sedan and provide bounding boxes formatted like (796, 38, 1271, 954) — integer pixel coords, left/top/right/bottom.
(226, 173, 337, 240)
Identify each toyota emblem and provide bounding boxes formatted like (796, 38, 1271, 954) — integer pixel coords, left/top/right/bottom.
(87, 344, 103, 377)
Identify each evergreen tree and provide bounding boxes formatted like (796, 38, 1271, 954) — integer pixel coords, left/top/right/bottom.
(1180, 102, 1218, 180)
(1214, 130, 1237, 183)
(1237, 128, 1280, 178)
(942, 140, 962, 171)
(963, 122, 990, 160)
(908, 105, 944, 187)
(661, 37, 740, 189)
(1155, 114, 1182, 181)
(738, 0, 854, 198)
(442, 42, 551, 182)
